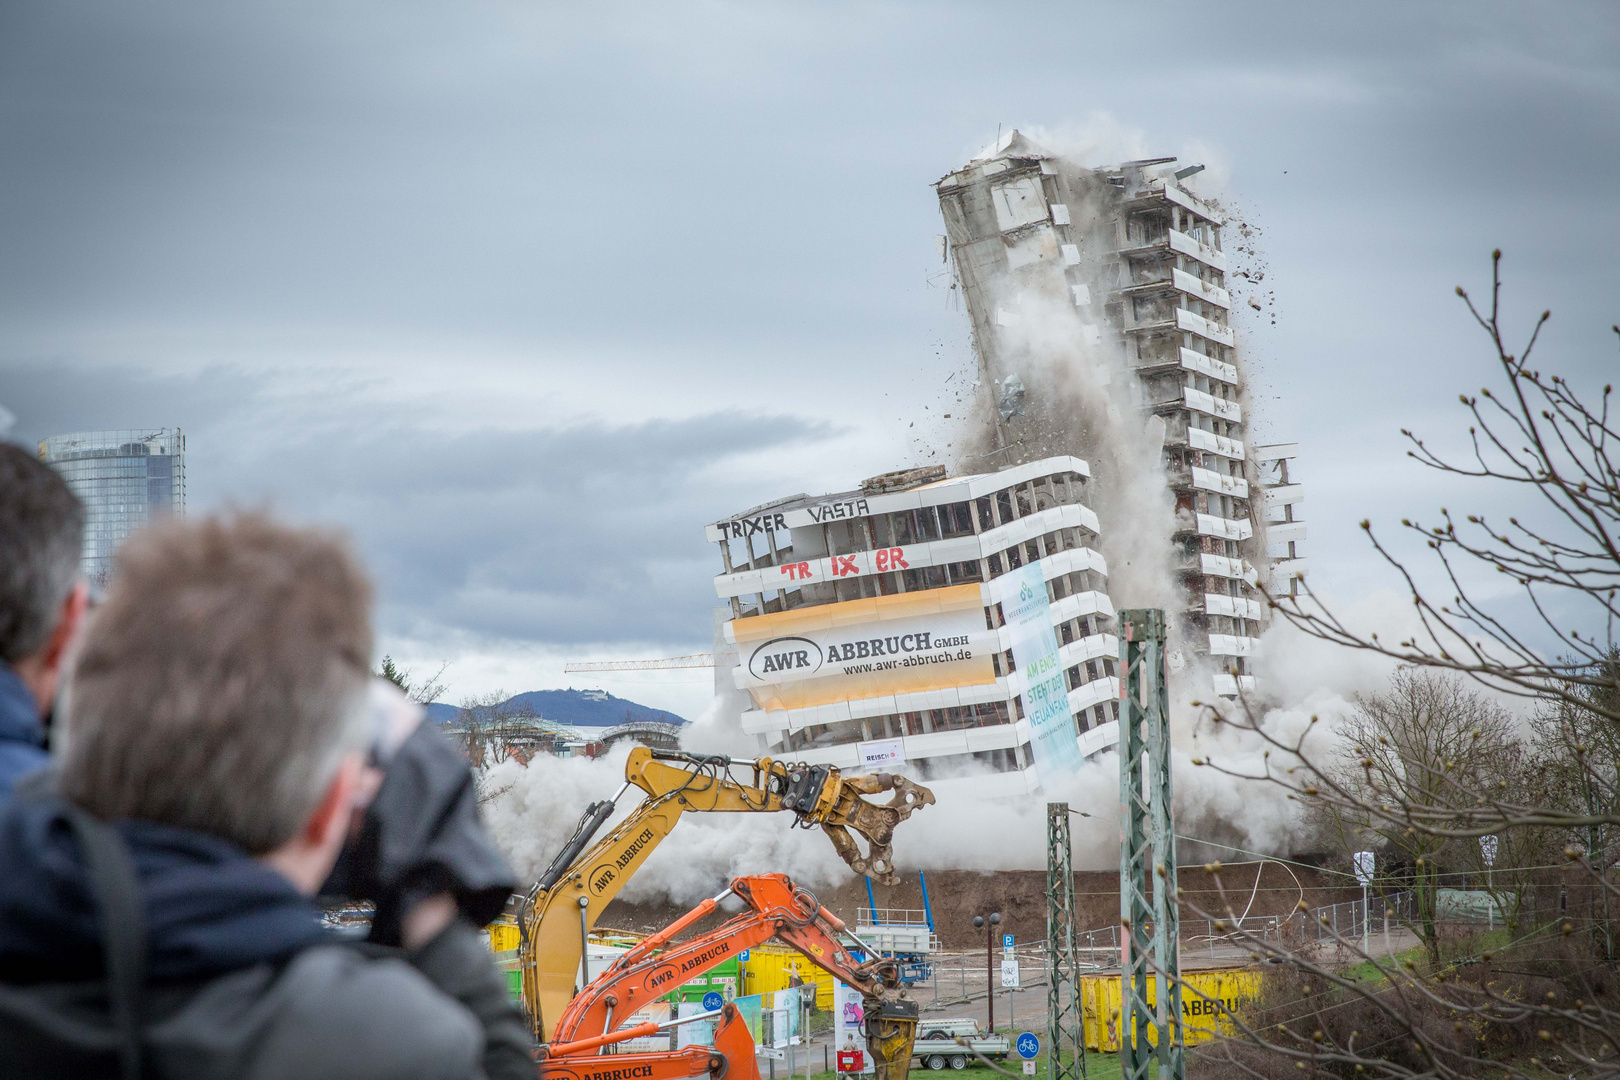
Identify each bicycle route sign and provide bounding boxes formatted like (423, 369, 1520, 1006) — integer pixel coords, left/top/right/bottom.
(1016, 1033, 1040, 1060)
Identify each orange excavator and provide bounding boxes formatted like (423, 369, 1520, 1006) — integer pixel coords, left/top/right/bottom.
(537, 874, 919, 1080)
(521, 748, 933, 1040)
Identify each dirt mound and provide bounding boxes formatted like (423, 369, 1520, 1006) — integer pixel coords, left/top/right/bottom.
(598, 863, 1359, 949)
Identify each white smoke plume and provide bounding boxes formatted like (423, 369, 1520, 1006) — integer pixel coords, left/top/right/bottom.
(470, 130, 1416, 909)
(473, 605, 1393, 907)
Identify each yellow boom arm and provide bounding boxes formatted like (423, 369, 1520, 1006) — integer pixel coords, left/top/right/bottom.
(518, 746, 933, 1039)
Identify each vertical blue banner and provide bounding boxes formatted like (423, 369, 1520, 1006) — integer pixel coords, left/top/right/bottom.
(1003, 562, 1082, 783)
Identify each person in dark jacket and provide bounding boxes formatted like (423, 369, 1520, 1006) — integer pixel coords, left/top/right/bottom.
(0, 512, 533, 1079)
(0, 443, 88, 797)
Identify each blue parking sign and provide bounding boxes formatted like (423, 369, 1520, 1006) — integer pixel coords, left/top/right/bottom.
(1002, 934, 1014, 949)
(1016, 1034, 1040, 1060)
(702, 991, 724, 1011)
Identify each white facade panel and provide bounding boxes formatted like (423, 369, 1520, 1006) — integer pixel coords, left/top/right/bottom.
(991, 176, 1048, 231)
(1179, 347, 1238, 384)
(1267, 520, 1307, 545)
(1186, 424, 1245, 460)
(1168, 228, 1227, 271)
(1190, 466, 1249, 499)
(1204, 594, 1264, 620)
(1207, 634, 1260, 657)
(1196, 513, 1253, 541)
(1172, 267, 1232, 310)
(1175, 307, 1236, 349)
(1163, 182, 1225, 226)
(1254, 443, 1299, 462)
(1211, 673, 1258, 696)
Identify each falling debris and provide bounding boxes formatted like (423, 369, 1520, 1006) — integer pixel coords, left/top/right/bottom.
(997, 374, 1027, 421)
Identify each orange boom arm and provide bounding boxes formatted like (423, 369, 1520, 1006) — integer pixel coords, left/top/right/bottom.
(541, 875, 918, 1080)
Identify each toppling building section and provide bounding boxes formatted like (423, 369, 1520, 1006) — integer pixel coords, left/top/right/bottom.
(935, 131, 1305, 696)
(707, 457, 1119, 797)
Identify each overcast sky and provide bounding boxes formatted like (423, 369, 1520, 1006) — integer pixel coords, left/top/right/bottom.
(3, 2, 1616, 718)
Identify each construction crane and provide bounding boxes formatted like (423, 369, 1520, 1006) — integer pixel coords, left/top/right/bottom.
(520, 747, 934, 1040)
(539, 873, 919, 1080)
(562, 654, 714, 673)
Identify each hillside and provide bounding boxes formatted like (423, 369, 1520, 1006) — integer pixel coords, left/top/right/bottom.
(423, 688, 686, 728)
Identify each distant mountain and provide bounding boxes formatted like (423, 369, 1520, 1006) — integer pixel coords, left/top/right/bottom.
(422, 688, 686, 729)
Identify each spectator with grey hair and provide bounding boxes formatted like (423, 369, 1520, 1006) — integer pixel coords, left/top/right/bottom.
(0, 513, 531, 1079)
(0, 443, 88, 797)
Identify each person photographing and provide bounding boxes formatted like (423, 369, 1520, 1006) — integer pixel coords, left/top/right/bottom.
(0, 443, 88, 797)
(0, 512, 532, 1079)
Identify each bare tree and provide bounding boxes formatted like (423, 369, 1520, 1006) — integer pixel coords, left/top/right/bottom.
(1313, 668, 1522, 963)
(1267, 251, 1619, 721)
(1176, 256, 1620, 1078)
(373, 654, 450, 706)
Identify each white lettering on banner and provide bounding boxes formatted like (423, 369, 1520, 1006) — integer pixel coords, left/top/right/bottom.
(858, 739, 905, 769)
(1005, 562, 1082, 782)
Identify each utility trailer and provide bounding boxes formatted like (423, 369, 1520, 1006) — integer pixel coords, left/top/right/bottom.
(911, 1019, 1010, 1071)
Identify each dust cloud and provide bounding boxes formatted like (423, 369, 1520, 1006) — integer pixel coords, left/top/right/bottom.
(472, 130, 1391, 908)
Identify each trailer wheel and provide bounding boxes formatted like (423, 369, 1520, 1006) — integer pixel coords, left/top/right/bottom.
(926, 1055, 947, 1071)
(949, 1056, 967, 1070)
(923, 1031, 948, 1041)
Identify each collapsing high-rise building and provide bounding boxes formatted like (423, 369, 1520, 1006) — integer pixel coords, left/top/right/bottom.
(934, 131, 1304, 697)
(706, 459, 1122, 797)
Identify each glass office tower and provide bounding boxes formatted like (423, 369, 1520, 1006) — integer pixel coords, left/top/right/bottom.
(39, 429, 186, 587)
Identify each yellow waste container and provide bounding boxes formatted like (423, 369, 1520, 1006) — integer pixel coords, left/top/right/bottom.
(1080, 969, 1261, 1051)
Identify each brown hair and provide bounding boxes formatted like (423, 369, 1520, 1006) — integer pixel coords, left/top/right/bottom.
(61, 513, 374, 854)
(0, 444, 84, 663)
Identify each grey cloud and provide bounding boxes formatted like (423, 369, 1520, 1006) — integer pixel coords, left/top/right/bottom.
(4, 360, 836, 646)
(2, 0, 1618, 629)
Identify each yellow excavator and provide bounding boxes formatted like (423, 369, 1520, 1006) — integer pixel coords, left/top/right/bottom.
(518, 746, 934, 1039)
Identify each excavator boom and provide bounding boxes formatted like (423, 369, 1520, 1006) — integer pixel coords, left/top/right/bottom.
(540, 874, 917, 1080)
(520, 747, 933, 1039)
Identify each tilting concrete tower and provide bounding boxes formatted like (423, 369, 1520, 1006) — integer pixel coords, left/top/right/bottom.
(936, 131, 1302, 697)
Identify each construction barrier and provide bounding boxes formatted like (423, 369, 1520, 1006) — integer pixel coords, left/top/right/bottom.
(1080, 969, 1261, 1051)
(739, 943, 835, 1010)
(485, 919, 520, 954)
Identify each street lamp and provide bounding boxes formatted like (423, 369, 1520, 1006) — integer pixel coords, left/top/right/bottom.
(972, 912, 1002, 1034)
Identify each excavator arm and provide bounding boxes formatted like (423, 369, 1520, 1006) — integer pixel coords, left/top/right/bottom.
(520, 747, 933, 1039)
(542, 874, 918, 1080)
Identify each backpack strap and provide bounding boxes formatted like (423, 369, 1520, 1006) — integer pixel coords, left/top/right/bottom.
(66, 807, 146, 1080)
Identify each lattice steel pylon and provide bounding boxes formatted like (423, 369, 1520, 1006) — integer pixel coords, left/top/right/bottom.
(1047, 803, 1086, 1080)
(1118, 609, 1185, 1080)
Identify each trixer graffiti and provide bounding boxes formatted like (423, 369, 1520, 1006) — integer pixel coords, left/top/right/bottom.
(718, 512, 788, 539)
(774, 547, 910, 582)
